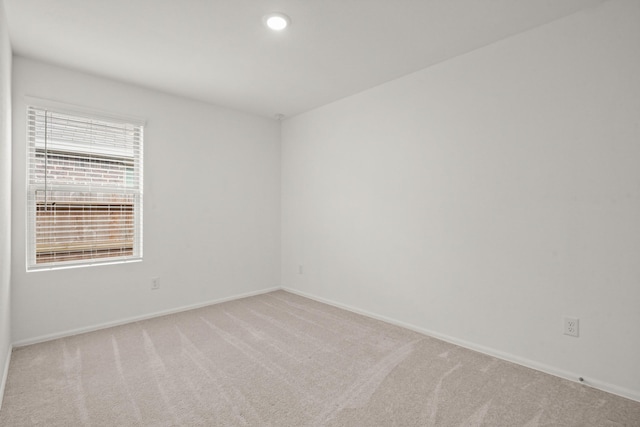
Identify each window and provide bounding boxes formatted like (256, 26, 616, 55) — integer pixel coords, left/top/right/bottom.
(27, 105, 143, 270)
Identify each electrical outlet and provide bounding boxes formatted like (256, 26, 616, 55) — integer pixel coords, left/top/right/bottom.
(564, 316, 579, 337)
(298, 265, 303, 274)
(151, 277, 160, 290)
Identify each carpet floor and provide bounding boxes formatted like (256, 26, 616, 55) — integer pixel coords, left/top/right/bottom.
(0, 290, 639, 426)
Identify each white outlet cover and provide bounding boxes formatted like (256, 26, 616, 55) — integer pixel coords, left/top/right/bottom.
(563, 316, 579, 337)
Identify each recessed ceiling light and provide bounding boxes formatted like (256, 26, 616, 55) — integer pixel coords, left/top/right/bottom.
(263, 12, 290, 31)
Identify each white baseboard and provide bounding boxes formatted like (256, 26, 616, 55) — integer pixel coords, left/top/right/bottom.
(282, 287, 640, 403)
(12, 287, 282, 348)
(0, 344, 12, 411)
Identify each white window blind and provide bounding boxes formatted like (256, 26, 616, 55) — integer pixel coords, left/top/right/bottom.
(27, 105, 144, 270)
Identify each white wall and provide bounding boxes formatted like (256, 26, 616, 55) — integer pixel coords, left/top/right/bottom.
(281, 0, 640, 400)
(11, 57, 281, 344)
(0, 0, 13, 406)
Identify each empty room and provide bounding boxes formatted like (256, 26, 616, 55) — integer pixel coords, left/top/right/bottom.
(1, 0, 639, 425)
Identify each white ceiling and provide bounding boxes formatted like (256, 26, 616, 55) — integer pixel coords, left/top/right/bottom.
(4, 0, 606, 118)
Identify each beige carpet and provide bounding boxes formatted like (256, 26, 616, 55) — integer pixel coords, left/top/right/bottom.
(1, 290, 639, 426)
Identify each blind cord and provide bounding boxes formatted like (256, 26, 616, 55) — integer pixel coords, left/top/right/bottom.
(44, 110, 48, 212)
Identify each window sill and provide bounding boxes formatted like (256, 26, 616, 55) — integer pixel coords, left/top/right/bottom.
(27, 257, 142, 272)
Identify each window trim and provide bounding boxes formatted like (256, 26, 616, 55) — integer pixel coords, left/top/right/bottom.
(25, 98, 145, 272)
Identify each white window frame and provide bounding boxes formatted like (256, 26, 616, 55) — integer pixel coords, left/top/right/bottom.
(26, 99, 145, 271)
